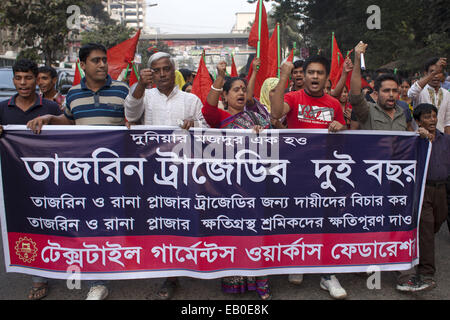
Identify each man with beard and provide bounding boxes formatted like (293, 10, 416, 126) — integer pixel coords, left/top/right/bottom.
(124, 52, 207, 300)
(27, 43, 129, 131)
(349, 42, 409, 131)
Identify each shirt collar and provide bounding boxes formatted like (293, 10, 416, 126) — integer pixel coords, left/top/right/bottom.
(373, 102, 404, 119)
(424, 83, 442, 94)
(80, 75, 112, 91)
(156, 85, 179, 99)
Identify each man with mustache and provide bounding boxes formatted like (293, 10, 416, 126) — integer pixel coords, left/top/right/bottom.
(124, 52, 207, 300)
(27, 43, 129, 132)
(349, 42, 410, 132)
(124, 52, 206, 129)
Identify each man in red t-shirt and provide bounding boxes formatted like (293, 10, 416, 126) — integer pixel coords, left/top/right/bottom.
(269, 55, 348, 299)
(271, 55, 346, 132)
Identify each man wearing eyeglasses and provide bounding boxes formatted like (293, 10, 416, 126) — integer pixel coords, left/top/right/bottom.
(124, 52, 207, 129)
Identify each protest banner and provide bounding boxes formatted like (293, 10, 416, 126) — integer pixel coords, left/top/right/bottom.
(0, 126, 430, 280)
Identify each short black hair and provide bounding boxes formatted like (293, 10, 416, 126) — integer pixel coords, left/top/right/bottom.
(182, 81, 192, 92)
(79, 43, 107, 63)
(413, 103, 438, 121)
(38, 66, 57, 79)
(293, 60, 304, 70)
(179, 69, 192, 82)
(374, 73, 399, 92)
(424, 57, 440, 73)
(375, 68, 394, 77)
(223, 77, 247, 94)
(12, 59, 38, 77)
(303, 55, 330, 76)
(400, 78, 411, 86)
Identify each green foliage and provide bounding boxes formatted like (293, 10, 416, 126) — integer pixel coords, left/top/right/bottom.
(247, 0, 449, 73)
(81, 24, 134, 49)
(299, 0, 450, 74)
(0, 0, 112, 65)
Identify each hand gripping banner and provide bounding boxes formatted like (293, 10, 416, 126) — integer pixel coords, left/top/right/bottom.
(0, 126, 431, 280)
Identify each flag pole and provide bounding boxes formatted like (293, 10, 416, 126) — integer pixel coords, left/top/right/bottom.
(331, 32, 335, 63)
(256, 0, 263, 72)
(257, 0, 263, 59)
(277, 23, 281, 78)
(76, 60, 85, 78)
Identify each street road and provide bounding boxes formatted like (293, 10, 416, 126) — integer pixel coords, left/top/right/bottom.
(1, 226, 449, 301)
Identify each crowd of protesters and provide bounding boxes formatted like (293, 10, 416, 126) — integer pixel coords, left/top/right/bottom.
(0, 40, 449, 300)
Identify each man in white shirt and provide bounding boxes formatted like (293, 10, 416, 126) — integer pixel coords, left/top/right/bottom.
(125, 52, 206, 300)
(125, 52, 207, 129)
(408, 57, 450, 134)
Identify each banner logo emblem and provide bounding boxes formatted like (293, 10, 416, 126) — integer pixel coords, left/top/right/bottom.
(15, 237, 38, 263)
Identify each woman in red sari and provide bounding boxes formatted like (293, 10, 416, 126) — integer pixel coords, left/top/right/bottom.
(202, 59, 271, 130)
(202, 60, 272, 300)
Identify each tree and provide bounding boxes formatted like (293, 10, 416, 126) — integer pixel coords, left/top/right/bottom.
(298, 0, 450, 73)
(0, 0, 110, 65)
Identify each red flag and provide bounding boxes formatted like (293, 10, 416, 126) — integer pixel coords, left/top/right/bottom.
(330, 33, 344, 89)
(128, 63, 139, 87)
(191, 51, 213, 105)
(267, 23, 280, 78)
(107, 29, 141, 82)
(343, 70, 372, 90)
(286, 48, 294, 63)
(72, 60, 83, 86)
(285, 48, 295, 88)
(231, 54, 238, 77)
(247, 0, 269, 99)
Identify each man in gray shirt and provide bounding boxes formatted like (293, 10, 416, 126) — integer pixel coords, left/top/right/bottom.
(349, 42, 408, 132)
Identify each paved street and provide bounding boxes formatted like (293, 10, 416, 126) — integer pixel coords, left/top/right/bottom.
(1, 225, 450, 301)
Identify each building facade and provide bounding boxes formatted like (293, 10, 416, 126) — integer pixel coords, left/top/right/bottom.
(104, 0, 146, 29)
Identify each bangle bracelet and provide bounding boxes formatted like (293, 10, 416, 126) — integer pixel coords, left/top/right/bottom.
(211, 85, 223, 92)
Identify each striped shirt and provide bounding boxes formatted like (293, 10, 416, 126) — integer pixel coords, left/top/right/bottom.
(64, 75, 129, 126)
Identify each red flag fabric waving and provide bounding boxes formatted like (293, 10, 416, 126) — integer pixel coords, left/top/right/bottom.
(267, 23, 280, 78)
(247, 0, 269, 99)
(128, 63, 139, 87)
(72, 60, 84, 86)
(231, 55, 238, 77)
(286, 48, 294, 63)
(285, 48, 295, 88)
(107, 29, 141, 82)
(330, 33, 344, 89)
(191, 51, 213, 105)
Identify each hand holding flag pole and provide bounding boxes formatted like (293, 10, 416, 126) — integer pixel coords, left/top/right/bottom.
(256, 0, 263, 71)
(359, 41, 366, 70)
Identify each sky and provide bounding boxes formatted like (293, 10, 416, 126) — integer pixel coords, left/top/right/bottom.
(145, 0, 274, 34)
